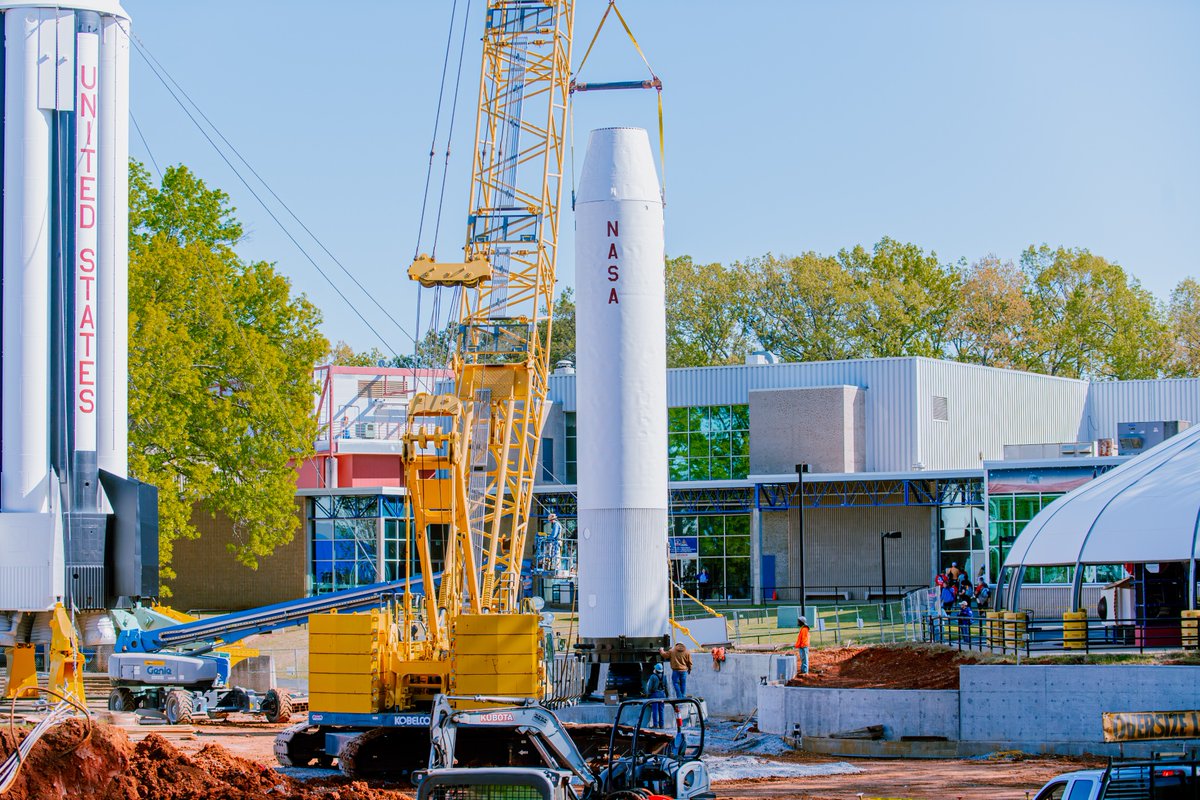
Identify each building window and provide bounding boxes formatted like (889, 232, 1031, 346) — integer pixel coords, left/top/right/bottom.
(541, 438, 554, 482)
(309, 494, 409, 594)
(668, 405, 750, 481)
(939, 506, 986, 579)
(669, 514, 751, 601)
(565, 412, 577, 484)
(312, 517, 378, 594)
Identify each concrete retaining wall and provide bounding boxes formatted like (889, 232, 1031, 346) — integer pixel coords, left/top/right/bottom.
(960, 665, 1200, 744)
(758, 683, 959, 739)
(759, 664, 1200, 756)
(688, 652, 778, 718)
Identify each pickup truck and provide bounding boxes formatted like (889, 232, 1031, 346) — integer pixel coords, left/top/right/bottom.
(1032, 759, 1199, 800)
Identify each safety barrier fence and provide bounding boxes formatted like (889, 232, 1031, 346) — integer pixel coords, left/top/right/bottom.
(723, 599, 912, 647)
(921, 611, 1200, 656)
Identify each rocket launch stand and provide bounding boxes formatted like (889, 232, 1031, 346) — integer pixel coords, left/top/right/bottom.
(1, 603, 87, 704)
(47, 603, 87, 705)
(3, 644, 39, 700)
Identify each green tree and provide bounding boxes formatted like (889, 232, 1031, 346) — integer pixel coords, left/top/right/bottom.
(394, 326, 453, 369)
(950, 256, 1033, 369)
(735, 252, 860, 363)
(839, 237, 962, 358)
(129, 162, 328, 591)
(1167, 278, 1200, 377)
(327, 340, 387, 366)
(537, 287, 576, 367)
(665, 255, 749, 367)
(1019, 245, 1168, 379)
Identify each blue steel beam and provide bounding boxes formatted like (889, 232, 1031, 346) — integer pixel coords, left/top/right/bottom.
(115, 574, 437, 654)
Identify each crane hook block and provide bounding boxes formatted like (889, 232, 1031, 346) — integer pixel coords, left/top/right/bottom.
(408, 253, 492, 288)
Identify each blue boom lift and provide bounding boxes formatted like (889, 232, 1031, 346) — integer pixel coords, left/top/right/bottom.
(107, 576, 430, 725)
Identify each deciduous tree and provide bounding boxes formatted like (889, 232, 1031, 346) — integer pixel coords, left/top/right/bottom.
(1166, 278, 1200, 377)
(129, 162, 327, 591)
(950, 256, 1033, 369)
(839, 237, 962, 358)
(665, 255, 749, 367)
(1019, 245, 1168, 379)
(735, 253, 860, 362)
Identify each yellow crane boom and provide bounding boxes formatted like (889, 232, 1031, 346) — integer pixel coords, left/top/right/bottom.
(401, 0, 575, 695)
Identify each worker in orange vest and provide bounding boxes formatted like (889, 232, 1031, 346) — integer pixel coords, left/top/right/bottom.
(794, 615, 810, 675)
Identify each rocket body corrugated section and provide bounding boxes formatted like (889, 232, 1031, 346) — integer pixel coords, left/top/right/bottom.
(2, 8, 53, 513)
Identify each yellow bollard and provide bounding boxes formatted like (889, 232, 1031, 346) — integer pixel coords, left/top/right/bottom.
(986, 611, 1004, 647)
(1003, 611, 1026, 651)
(1182, 609, 1200, 650)
(1063, 610, 1087, 650)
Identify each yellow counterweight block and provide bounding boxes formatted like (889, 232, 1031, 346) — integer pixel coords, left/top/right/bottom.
(450, 614, 545, 708)
(308, 611, 391, 714)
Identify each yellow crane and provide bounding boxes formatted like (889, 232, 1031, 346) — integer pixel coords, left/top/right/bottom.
(279, 3, 577, 775)
(399, 0, 575, 702)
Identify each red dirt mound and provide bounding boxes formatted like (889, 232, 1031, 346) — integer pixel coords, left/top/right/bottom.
(0, 719, 411, 800)
(786, 644, 980, 689)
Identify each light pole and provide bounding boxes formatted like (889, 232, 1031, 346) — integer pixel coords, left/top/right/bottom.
(880, 530, 902, 603)
(795, 463, 809, 616)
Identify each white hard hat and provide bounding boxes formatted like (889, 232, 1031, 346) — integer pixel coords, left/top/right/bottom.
(548, 512, 557, 519)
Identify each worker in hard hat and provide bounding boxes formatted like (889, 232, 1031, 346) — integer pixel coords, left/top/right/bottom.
(545, 512, 562, 571)
(658, 642, 693, 698)
(644, 663, 667, 728)
(794, 615, 811, 675)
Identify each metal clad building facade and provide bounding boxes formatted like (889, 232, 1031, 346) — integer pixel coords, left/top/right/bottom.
(550, 357, 1093, 474)
(915, 359, 1089, 471)
(1084, 379, 1200, 442)
(535, 357, 1200, 603)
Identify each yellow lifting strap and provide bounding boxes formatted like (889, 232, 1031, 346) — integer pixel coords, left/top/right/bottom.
(574, 0, 666, 200)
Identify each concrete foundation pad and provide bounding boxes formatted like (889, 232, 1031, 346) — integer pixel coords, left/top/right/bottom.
(800, 736, 959, 759)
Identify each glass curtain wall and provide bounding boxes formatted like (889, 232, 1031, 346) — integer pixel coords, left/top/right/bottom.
(988, 493, 1124, 585)
(668, 405, 750, 481)
(670, 514, 751, 601)
(310, 494, 410, 594)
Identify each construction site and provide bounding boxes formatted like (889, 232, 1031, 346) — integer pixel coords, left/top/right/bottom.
(2, 1, 1200, 799)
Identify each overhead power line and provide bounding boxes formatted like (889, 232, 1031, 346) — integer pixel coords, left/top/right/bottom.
(126, 26, 414, 357)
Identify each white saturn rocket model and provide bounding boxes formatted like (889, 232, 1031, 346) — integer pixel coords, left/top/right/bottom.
(575, 127, 670, 672)
(0, 1, 156, 670)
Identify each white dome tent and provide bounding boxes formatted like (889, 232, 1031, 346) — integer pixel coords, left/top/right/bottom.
(1002, 421, 1200, 614)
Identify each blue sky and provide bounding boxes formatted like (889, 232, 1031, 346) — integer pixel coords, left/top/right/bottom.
(122, 1, 1200, 355)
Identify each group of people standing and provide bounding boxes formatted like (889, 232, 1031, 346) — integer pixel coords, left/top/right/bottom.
(936, 563, 991, 644)
(937, 563, 990, 615)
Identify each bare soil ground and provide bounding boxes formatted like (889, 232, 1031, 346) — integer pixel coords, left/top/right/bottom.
(719, 754, 1102, 800)
(3, 716, 1098, 800)
(2, 642, 1108, 799)
(0, 719, 412, 800)
(786, 644, 985, 689)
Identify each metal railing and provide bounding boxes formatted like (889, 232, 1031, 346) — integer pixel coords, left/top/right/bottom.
(921, 613, 1200, 656)
(761, 584, 926, 604)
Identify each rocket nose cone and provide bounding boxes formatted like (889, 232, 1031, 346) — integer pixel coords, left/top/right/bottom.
(576, 127, 662, 206)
